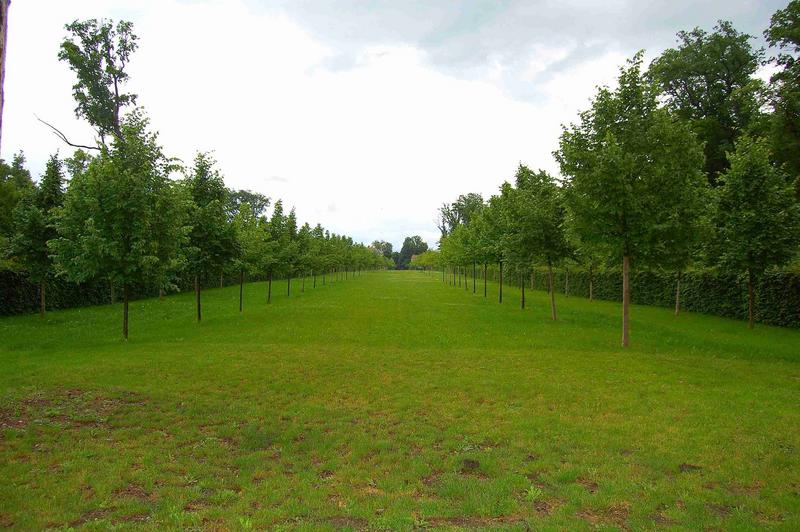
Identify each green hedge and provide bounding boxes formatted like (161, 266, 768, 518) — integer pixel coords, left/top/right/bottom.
(0, 268, 349, 317)
(518, 267, 799, 328)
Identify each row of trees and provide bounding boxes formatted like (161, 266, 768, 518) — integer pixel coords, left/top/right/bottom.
(429, 4, 800, 346)
(0, 18, 391, 338)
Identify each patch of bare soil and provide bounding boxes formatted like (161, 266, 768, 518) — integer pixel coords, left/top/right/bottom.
(423, 515, 526, 528)
(649, 504, 677, 526)
(534, 498, 563, 516)
(68, 508, 112, 527)
(678, 463, 702, 473)
(577, 502, 630, 530)
(577, 476, 598, 493)
(422, 471, 442, 487)
(113, 484, 156, 502)
(706, 503, 732, 518)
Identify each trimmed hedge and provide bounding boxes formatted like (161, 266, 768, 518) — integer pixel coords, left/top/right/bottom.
(512, 266, 799, 328)
(0, 267, 348, 317)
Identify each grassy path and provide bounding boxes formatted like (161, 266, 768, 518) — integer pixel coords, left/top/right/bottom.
(1, 270, 799, 530)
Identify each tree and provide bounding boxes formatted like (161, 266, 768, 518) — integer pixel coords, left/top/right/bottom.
(0, 152, 34, 262)
(10, 155, 64, 317)
(649, 21, 765, 184)
(437, 193, 484, 237)
(504, 166, 571, 319)
(52, 111, 188, 339)
(0, 0, 10, 152)
(229, 189, 270, 218)
(397, 235, 428, 269)
(765, 0, 800, 197)
(183, 152, 238, 321)
(712, 135, 800, 328)
(557, 53, 705, 347)
(58, 19, 138, 145)
(371, 240, 393, 259)
(232, 201, 270, 312)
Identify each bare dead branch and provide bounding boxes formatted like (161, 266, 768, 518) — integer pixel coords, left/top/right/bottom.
(34, 114, 100, 151)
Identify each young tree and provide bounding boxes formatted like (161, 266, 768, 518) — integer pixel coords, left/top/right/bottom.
(712, 135, 800, 328)
(52, 111, 187, 339)
(505, 166, 571, 319)
(232, 201, 270, 312)
(557, 53, 705, 347)
(10, 155, 64, 317)
(183, 152, 238, 321)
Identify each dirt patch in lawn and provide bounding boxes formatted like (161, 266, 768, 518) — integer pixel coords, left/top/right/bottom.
(577, 503, 630, 530)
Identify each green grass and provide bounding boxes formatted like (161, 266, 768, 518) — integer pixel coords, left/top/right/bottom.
(1, 270, 799, 530)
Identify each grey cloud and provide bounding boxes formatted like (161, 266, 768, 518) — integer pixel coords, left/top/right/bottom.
(252, 0, 786, 100)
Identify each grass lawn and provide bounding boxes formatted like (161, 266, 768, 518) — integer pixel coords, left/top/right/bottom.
(1, 270, 799, 530)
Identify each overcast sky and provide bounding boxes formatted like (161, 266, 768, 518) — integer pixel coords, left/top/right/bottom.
(2, 0, 786, 249)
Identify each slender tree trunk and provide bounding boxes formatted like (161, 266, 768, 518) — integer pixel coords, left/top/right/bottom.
(564, 269, 570, 297)
(239, 269, 244, 312)
(464, 267, 468, 291)
(483, 262, 487, 297)
(122, 285, 129, 340)
(747, 268, 755, 329)
(521, 276, 525, 310)
(588, 264, 594, 301)
(159, 286, 164, 301)
(674, 270, 682, 317)
(39, 279, 45, 318)
(195, 275, 201, 322)
(499, 261, 503, 304)
(219, 271, 223, 289)
(0, 0, 9, 153)
(268, 270, 273, 303)
(622, 255, 631, 347)
(548, 262, 557, 321)
(472, 262, 476, 293)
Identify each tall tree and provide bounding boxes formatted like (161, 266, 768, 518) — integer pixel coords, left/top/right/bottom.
(712, 135, 800, 328)
(649, 21, 764, 184)
(438, 193, 484, 237)
(184, 152, 238, 322)
(0, 0, 10, 152)
(371, 240, 393, 259)
(397, 235, 428, 269)
(10, 155, 64, 317)
(765, 0, 800, 197)
(557, 53, 705, 347)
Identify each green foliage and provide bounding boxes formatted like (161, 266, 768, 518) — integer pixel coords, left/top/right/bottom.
(59, 18, 138, 141)
(51, 111, 188, 295)
(396, 235, 429, 269)
(712, 135, 800, 276)
(557, 52, 706, 267)
(649, 20, 766, 183)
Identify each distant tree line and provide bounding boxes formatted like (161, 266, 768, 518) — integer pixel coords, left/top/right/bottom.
(426, 3, 800, 345)
(0, 19, 392, 338)
(371, 236, 429, 270)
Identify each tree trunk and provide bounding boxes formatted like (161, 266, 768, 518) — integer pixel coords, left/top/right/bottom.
(122, 285, 129, 340)
(473, 262, 476, 293)
(159, 286, 164, 301)
(499, 261, 503, 304)
(548, 262, 557, 321)
(483, 263, 487, 297)
(464, 267, 468, 291)
(195, 275, 201, 322)
(0, 0, 9, 153)
(747, 268, 755, 329)
(268, 270, 273, 303)
(219, 271, 223, 289)
(39, 279, 45, 318)
(674, 270, 681, 317)
(588, 264, 594, 301)
(239, 269, 244, 312)
(622, 255, 631, 347)
(564, 269, 570, 297)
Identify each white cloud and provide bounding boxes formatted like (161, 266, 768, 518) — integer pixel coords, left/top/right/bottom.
(1, 0, 664, 249)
